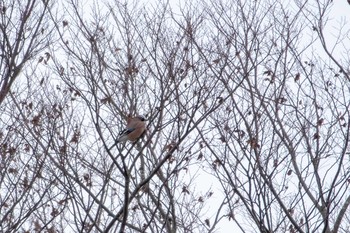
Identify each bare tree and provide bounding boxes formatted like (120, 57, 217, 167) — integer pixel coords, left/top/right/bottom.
(0, 1, 60, 232)
(196, 0, 350, 232)
(0, 0, 53, 105)
(43, 0, 227, 232)
(2, 0, 350, 232)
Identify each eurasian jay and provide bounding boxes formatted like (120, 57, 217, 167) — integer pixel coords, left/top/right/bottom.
(116, 115, 147, 143)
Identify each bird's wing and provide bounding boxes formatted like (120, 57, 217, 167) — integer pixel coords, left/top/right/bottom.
(119, 127, 136, 136)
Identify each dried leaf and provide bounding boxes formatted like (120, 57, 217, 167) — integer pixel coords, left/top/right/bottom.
(70, 130, 80, 143)
(219, 135, 226, 143)
(8, 167, 18, 174)
(317, 118, 324, 126)
(31, 115, 41, 126)
(263, 70, 272, 76)
(164, 141, 176, 152)
(182, 186, 190, 194)
(205, 219, 210, 227)
(34, 220, 41, 232)
(217, 96, 224, 104)
(50, 208, 59, 217)
(294, 73, 300, 82)
(228, 212, 235, 221)
(197, 152, 203, 160)
(45, 52, 51, 61)
(313, 133, 320, 140)
(247, 137, 260, 149)
(62, 20, 68, 27)
(212, 58, 220, 64)
(288, 208, 294, 215)
(132, 205, 139, 211)
(101, 96, 112, 104)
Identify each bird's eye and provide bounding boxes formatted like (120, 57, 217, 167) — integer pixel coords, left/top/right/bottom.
(138, 116, 146, 121)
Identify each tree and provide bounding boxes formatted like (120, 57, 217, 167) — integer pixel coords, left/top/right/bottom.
(0, 0, 53, 105)
(0, 0, 59, 232)
(197, 0, 350, 232)
(1, 0, 350, 232)
(40, 0, 227, 232)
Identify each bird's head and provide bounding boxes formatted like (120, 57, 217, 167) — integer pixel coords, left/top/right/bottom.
(136, 115, 147, 121)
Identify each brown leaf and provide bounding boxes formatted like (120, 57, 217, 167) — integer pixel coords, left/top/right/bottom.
(8, 167, 18, 174)
(277, 97, 287, 103)
(22, 176, 29, 189)
(70, 131, 80, 144)
(58, 199, 67, 205)
(164, 141, 176, 152)
(168, 156, 175, 164)
(288, 208, 294, 215)
(263, 70, 272, 76)
(50, 208, 59, 217)
(219, 135, 226, 143)
(205, 219, 210, 227)
(83, 173, 90, 182)
(197, 152, 203, 160)
(59, 144, 67, 154)
(294, 73, 300, 82)
(212, 58, 220, 64)
(228, 212, 235, 221)
(83, 173, 92, 186)
(313, 133, 320, 140)
(34, 220, 41, 232)
(59, 67, 64, 76)
(8, 147, 16, 155)
(131, 205, 139, 212)
(287, 169, 292, 175)
(212, 159, 222, 168)
(45, 52, 51, 61)
(182, 186, 190, 194)
(31, 115, 41, 126)
(317, 118, 324, 126)
(217, 96, 224, 104)
(62, 20, 68, 27)
(247, 137, 260, 149)
(101, 96, 112, 104)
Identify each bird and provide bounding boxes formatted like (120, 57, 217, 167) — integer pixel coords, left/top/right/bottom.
(116, 115, 147, 143)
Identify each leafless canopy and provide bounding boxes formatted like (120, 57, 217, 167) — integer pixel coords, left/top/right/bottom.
(1, 0, 349, 232)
